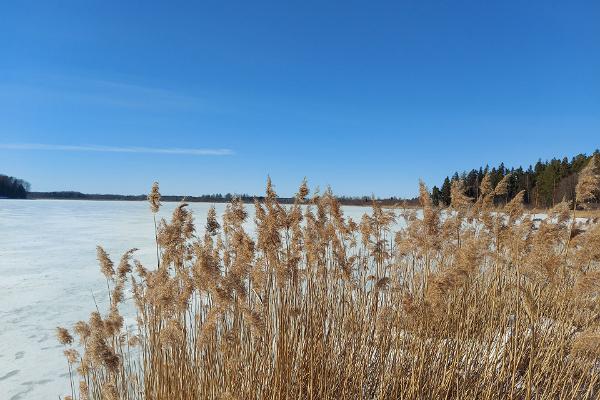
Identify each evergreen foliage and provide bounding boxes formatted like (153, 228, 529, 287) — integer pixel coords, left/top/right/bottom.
(434, 150, 600, 208)
(0, 174, 30, 199)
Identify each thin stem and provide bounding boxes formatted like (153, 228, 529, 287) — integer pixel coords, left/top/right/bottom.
(153, 214, 160, 268)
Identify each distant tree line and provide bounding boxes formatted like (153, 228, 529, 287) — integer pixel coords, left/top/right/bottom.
(28, 191, 417, 206)
(27, 192, 256, 203)
(430, 150, 600, 208)
(0, 174, 30, 199)
(20, 149, 600, 208)
(335, 195, 419, 206)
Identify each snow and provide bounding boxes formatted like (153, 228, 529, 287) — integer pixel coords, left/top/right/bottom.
(0, 199, 373, 399)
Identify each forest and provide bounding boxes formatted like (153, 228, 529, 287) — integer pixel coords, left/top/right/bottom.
(0, 174, 30, 199)
(431, 150, 600, 208)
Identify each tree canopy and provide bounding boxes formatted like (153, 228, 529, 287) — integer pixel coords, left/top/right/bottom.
(433, 150, 600, 208)
(0, 174, 30, 199)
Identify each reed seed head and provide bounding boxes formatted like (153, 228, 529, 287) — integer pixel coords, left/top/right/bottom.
(56, 326, 74, 345)
(148, 181, 161, 213)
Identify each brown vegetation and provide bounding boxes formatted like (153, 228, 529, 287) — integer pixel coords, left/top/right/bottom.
(57, 157, 600, 399)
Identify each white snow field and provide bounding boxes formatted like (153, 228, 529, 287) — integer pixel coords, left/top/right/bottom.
(0, 199, 376, 400)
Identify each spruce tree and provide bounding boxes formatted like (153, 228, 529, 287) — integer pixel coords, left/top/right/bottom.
(440, 177, 452, 206)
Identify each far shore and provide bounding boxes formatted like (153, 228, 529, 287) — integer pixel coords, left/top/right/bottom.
(7, 192, 598, 217)
(20, 191, 419, 208)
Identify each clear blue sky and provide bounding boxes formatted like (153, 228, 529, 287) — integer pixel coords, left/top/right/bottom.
(1, 1, 598, 197)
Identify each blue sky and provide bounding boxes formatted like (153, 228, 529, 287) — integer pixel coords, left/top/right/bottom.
(1, 1, 598, 197)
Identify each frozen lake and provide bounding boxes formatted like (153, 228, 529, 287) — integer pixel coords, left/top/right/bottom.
(0, 199, 376, 400)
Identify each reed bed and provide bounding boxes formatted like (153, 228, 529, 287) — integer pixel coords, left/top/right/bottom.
(57, 156, 600, 399)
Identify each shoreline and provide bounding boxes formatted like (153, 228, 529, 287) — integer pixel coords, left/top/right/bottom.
(8, 195, 599, 216)
(20, 191, 420, 207)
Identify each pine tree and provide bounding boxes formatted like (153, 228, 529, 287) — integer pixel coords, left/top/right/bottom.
(440, 177, 452, 206)
(431, 186, 441, 206)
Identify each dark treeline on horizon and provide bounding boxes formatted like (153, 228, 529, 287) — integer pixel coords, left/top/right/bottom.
(0, 174, 30, 199)
(8, 149, 599, 208)
(431, 150, 600, 208)
(27, 191, 418, 207)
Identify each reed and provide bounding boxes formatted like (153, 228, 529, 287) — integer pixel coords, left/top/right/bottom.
(57, 158, 600, 399)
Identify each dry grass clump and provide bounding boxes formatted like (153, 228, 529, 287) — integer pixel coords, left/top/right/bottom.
(576, 154, 600, 206)
(57, 160, 600, 399)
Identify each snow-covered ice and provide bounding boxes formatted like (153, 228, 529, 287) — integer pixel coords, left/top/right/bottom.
(0, 199, 373, 399)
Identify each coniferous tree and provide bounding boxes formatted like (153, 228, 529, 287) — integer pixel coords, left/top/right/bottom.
(440, 177, 452, 206)
(0, 175, 30, 199)
(431, 186, 441, 206)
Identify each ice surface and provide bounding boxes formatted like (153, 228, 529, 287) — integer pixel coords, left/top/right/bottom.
(0, 199, 375, 399)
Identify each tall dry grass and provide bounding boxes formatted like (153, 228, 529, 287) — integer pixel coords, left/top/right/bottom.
(57, 156, 600, 399)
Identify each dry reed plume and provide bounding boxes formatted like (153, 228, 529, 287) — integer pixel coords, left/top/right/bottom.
(57, 157, 600, 399)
